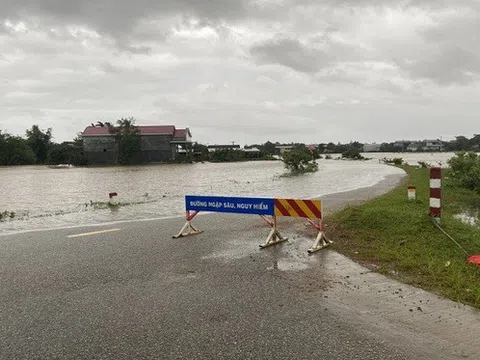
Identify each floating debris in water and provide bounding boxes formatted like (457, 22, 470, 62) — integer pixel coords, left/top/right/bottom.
(1, 197, 162, 223)
(86, 199, 159, 210)
(0, 211, 16, 221)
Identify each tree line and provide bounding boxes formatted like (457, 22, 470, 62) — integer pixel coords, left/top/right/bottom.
(2, 121, 480, 166)
(367, 136, 480, 153)
(0, 119, 143, 166)
(0, 125, 85, 166)
(444, 135, 480, 152)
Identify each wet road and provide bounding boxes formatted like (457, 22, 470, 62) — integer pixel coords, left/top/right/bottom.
(1, 174, 479, 359)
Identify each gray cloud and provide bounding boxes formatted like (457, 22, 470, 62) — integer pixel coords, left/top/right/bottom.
(119, 44, 153, 55)
(1, 0, 480, 144)
(0, 0, 249, 40)
(398, 46, 480, 85)
(411, 12, 480, 84)
(297, 0, 478, 8)
(250, 38, 330, 74)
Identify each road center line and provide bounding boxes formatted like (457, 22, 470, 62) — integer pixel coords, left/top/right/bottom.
(67, 228, 121, 238)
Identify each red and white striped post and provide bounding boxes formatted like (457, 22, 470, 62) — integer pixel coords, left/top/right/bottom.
(429, 167, 441, 222)
(109, 192, 118, 205)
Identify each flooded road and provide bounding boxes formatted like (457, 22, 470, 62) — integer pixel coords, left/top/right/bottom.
(0, 160, 405, 234)
(2, 177, 478, 360)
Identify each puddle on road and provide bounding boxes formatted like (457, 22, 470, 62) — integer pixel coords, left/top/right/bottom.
(202, 231, 324, 273)
(267, 259, 310, 271)
(201, 242, 263, 262)
(202, 245, 313, 272)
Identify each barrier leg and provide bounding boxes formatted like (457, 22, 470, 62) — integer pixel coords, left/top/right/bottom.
(306, 219, 333, 254)
(259, 215, 288, 248)
(173, 211, 203, 239)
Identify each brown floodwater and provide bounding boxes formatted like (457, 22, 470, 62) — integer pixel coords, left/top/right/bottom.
(0, 160, 404, 234)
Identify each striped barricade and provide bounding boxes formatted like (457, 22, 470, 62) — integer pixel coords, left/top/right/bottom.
(173, 195, 332, 254)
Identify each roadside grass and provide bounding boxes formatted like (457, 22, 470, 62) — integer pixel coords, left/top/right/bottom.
(326, 166, 480, 308)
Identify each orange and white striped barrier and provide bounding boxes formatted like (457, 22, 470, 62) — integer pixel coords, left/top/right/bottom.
(173, 196, 332, 254)
(273, 198, 330, 253)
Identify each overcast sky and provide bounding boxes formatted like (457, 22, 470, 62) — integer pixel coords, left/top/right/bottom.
(1, 0, 479, 145)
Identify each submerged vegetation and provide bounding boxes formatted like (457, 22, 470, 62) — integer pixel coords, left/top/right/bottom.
(85, 198, 158, 210)
(341, 147, 365, 160)
(0, 197, 160, 223)
(417, 161, 430, 168)
(0, 211, 16, 221)
(382, 157, 404, 165)
(282, 147, 319, 175)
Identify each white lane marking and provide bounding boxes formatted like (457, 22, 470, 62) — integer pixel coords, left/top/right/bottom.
(0, 213, 214, 238)
(67, 228, 121, 238)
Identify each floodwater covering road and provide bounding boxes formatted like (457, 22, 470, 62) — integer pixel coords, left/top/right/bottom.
(1, 171, 479, 359)
(1, 160, 405, 234)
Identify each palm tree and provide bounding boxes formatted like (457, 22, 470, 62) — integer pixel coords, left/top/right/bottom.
(106, 117, 141, 164)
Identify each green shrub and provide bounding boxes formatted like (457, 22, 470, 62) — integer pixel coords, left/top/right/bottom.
(210, 149, 246, 162)
(282, 148, 318, 175)
(448, 152, 480, 193)
(342, 147, 364, 160)
(384, 157, 403, 165)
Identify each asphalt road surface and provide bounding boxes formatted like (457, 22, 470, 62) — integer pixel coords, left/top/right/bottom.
(1, 174, 479, 359)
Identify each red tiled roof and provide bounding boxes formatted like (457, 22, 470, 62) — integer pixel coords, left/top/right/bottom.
(82, 127, 110, 136)
(82, 125, 177, 136)
(175, 128, 192, 138)
(174, 129, 186, 138)
(139, 125, 176, 135)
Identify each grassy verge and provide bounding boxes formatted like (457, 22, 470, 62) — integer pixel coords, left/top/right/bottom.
(326, 166, 480, 308)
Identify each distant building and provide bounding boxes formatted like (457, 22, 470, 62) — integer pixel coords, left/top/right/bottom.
(207, 144, 241, 152)
(243, 147, 261, 154)
(363, 143, 381, 152)
(423, 139, 443, 152)
(82, 125, 192, 164)
(275, 145, 294, 155)
(243, 147, 262, 158)
(407, 142, 422, 152)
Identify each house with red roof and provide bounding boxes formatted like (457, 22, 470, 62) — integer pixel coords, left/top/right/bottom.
(81, 124, 192, 164)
